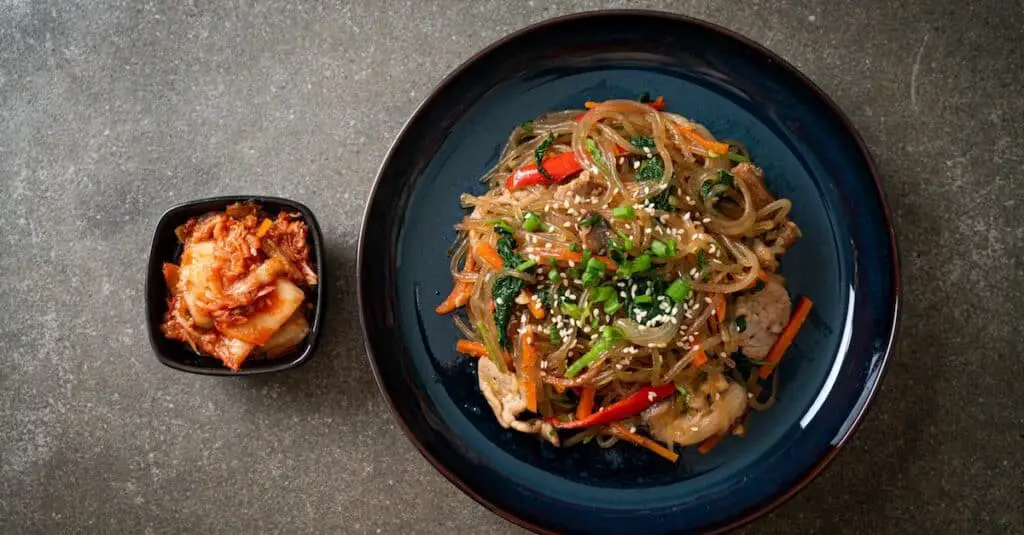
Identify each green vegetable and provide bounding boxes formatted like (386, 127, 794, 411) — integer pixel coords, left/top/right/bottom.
(494, 226, 524, 268)
(735, 316, 747, 333)
(548, 269, 561, 283)
(579, 215, 603, 228)
(624, 277, 665, 325)
(569, 242, 581, 252)
(697, 249, 708, 271)
(520, 121, 535, 135)
(612, 205, 636, 220)
(549, 324, 562, 346)
(630, 135, 657, 149)
(487, 219, 513, 234)
(647, 186, 677, 212)
(616, 230, 634, 251)
(636, 91, 652, 103)
(675, 383, 690, 398)
(566, 327, 622, 378)
(617, 253, 652, 278)
(747, 357, 770, 366)
(476, 321, 506, 372)
(561, 302, 583, 320)
(753, 279, 766, 292)
(585, 137, 604, 167)
(665, 279, 692, 303)
(635, 156, 664, 182)
(537, 287, 551, 308)
(590, 285, 616, 303)
(491, 276, 524, 349)
(725, 151, 750, 163)
(515, 259, 537, 272)
(581, 257, 606, 287)
(534, 133, 556, 182)
(700, 169, 735, 200)
(603, 295, 621, 315)
(651, 240, 669, 258)
(523, 212, 543, 232)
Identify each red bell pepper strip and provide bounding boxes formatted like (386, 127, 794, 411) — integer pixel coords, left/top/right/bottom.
(506, 152, 582, 190)
(547, 384, 675, 429)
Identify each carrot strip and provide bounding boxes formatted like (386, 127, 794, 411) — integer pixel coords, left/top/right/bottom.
(435, 256, 477, 314)
(714, 294, 726, 321)
(692, 346, 708, 368)
(576, 387, 596, 420)
(758, 296, 813, 378)
(649, 96, 667, 110)
(584, 100, 599, 109)
(610, 424, 679, 462)
(455, 340, 488, 358)
(521, 331, 539, 412)
(697, 433, 724, 455)
(678, 125, 730, 155)
(522, 289, 546, 319)
(745, 269, 772, 289)
(476, 242, 505, 270)
(551, 249, 617, 271)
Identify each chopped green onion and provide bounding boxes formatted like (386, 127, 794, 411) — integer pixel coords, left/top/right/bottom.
(725, 151, 750, 163)
(631, 253, 651, 273)
(548, 269, 561, 283)
(675, 383, 690, 397)
(561, 303, 583, 319)
(591, 285, 616, 303)
(651, 240, 669, 258)
(486, 219, 513, 234)
(612, 205, 636, 220)
(585, 137, 604, 167)
(666, 279, 691, 303)
(579, 215, 603, 228)
(523, 212, 542, 232)
(601, 325, 623, 341)
(549, 324, 562, 345)
(520, 121, 534, 135)
(603, 295, 621, 315)
(634, 295, 654, 304)
(581, 257, 606, 287)
(515, 259, 536, 272)
(569, 242, 581, 252)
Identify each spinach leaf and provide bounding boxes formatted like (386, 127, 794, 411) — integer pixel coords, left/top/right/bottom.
(635, 156, 664, 182)
(492, 276, 524, 349)
(624, 277, 666, 326)
(534, 133, 556, 182)
(647, 186, 678, 212)
(630, 135, 657, 149)
(494, 226, 525, 267)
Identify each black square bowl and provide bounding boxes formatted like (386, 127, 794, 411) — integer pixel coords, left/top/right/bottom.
(145, 196, 326, 375)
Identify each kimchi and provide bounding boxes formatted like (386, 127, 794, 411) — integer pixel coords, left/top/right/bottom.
(161, 202, 318, 370)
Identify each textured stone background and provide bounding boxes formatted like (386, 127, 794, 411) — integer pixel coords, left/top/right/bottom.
(1, 0, 1022, 533)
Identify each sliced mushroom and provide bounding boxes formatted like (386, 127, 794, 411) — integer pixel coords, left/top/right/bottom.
(580, 213, 611, 255)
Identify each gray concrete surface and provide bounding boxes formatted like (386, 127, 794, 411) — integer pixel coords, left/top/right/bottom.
(1, 0, 1022, 533)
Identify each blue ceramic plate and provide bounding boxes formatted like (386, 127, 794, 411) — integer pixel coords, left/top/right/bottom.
(358, 10, 899, 534)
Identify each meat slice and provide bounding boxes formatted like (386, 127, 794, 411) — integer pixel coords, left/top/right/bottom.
(644, 381, 748, 446)
(553, 171, 606, 203)
(731, 163, 775, 211)
(773, 220, 802, 250)
(478, 356, 559, 446)
(734, 280, 792, 358)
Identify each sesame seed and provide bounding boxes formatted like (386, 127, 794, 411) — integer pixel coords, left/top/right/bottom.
(568, 261, 576, 267)
(633, 160, 641, 170)
(563, 221, 571, 228)
(544, 242, 552, 249)
(647, 392, 657, 402)
(644, 228, 652, 234)
(691, 426, 699, 432)
(495, 298, 504, 305)
(702, 218, 712, 223)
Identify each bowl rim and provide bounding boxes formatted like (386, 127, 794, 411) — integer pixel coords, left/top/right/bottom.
(145, 194, 326, 376)
(357, 8, 901, 534)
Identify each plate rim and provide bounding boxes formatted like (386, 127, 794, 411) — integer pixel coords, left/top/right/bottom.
(357, 8, 902, 534)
